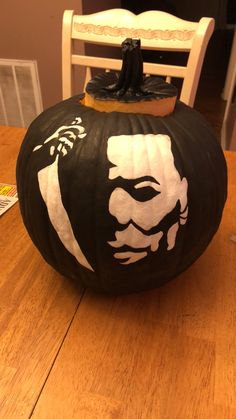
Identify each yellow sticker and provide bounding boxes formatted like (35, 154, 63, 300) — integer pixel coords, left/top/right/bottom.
(0, 185, 12, 195)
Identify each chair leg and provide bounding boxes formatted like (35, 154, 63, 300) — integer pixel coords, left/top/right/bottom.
(221, 66, 236, 150)
(222, 29, 236, 101)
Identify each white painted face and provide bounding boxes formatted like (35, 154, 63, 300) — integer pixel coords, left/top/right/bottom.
(107, 134, 188, 265)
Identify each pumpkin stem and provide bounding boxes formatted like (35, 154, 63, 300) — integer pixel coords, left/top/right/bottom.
(105, 38, 146, 97)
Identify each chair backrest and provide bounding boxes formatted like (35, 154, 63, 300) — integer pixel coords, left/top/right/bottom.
(62, 9, 215, 107)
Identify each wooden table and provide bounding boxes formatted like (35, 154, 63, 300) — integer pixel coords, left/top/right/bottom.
(0, 125, 236, 419)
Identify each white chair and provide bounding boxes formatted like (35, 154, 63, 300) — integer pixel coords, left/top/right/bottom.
(62, 9, 215, 107)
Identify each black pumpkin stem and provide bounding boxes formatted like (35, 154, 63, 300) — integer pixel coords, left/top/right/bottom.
(105, 38, 145, 97)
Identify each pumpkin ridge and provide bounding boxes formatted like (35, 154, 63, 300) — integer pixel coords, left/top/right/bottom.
(24, 133, 55, 267)
(167, 104, 227, 201)
(157, 112, 190, 271)
(141, 114, 159, 279)
(141, 111, 196, 273)
(23, 136, 60, 270)
(145, 115, 165, 268)
(96, 112, 113, 291)
(160, 105, 226, 268)
(67, 130, 93, 273)
(142, 118, 158, 268)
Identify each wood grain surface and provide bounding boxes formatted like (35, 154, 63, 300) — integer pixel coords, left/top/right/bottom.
(1, 126, 236, 418)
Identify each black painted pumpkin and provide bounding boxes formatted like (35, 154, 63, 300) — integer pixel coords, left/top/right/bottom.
(16, 39, 227, 294)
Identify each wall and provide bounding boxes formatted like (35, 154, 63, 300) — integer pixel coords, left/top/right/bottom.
(121, 0, 227, 28)
(1, 1, 83, 110)
(83, 0, 121, 14)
